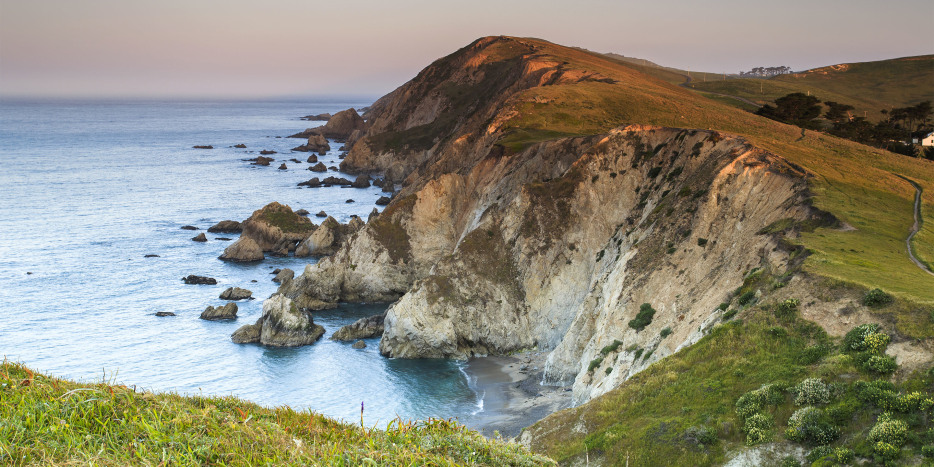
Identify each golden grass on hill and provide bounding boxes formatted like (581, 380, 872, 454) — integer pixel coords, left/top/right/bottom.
(484, 37, 934, 304)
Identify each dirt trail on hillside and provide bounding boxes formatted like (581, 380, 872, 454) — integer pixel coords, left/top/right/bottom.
(896, 174, 934, 277)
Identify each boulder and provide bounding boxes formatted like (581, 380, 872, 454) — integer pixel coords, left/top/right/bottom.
(376, 196, 391, 206)
(260, 150, 277, 155)
(252, 156, 274, 166)
(295, 217, 338, 257)
(352, 340, 367, 349)
(200, 303, 238, 320)
(306, 154, 318, 163)
(208, 220, 242, 233)
(230, 202, 315, 256)
(182, 275, 216, 285)
(273, 268, 294, 283)
(278, 163, 288, 170)
(231, 319, 262, 344)
(345, 199, 355, 203)
(220, 287, 253, 300)
(351, 175, 371, 188)
(219, 236, 264, 262)
(330, 313, 386, 341)
(309, 162, 327, 172)
(321, 176, 352, 186)
(181, 225, 198, 230)
(295, 209, 309, 216)
(290, 158, 302, 163)
(301, 113, 331, 121)
(234, 144, 247, 148)
(292, 134, 330, 154)
(316, 211, 327, 218)
(288, 108, 366, 142)
(298, 178, 322, 188)
(231, 295, 324, 347)
(191, 233, 207, 242)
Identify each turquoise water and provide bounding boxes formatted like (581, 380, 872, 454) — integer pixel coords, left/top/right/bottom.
(0, 98, 481, 426)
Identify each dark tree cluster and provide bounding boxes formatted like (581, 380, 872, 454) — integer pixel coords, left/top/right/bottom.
(739, 66, 792, 77)
(756, 92, 934, 160)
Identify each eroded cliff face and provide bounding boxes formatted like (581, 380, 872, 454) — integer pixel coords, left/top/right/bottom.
(278, 123, 815, 402)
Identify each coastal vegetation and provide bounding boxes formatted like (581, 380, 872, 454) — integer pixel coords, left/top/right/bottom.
(0, 361, 554, 466)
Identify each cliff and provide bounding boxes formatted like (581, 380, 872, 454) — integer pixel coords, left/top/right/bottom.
(274, 36, 934, 461)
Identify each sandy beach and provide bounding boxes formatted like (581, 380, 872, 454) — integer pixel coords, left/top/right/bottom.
(463, 351, 573, 439)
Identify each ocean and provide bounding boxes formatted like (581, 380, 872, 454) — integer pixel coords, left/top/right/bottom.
(0, 97, 482, 427)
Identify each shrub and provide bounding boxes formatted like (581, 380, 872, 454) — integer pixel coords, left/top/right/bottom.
(736, 384, 784, 419)
(660, 327, 672, 339)
(722, 309, 738, 321)
(785, 406, 839, 446)
(667, 247, 676, 254)
(743, 413, 774, 445)
(922, 445, 934, 458)
(647, 167, 662, 178)
(898, 391, 934, 413)
(775, 298, 800, 319)
(863, 288, 893, 307)
(868, 412, 908, 446)
(628, 303, 656, 331)
(779, 456, 800, 467)
(682, 425, 717, 447)
(843, 323, 881, 352)
(697, 237, 708, 246)
(604, 367, 612, 375)
(873, 441, 900, 461)
(600, 339, 623, 356)
(643, 349, 654, 361)
(864, 355, 897, 374)
(794, 378, 830, 406)
(737, 291, 756, 306)
(806, 445, 833, 463)
(717, 302, 729, 311)
(633, 348, 644, 360)
(588, 357, 604, 372)
(795, 344, 829, 365)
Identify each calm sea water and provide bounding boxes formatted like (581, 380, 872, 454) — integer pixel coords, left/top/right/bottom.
(0, 98, 480, 426)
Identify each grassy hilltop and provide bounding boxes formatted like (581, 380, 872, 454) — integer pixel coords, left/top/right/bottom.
(687, 55, 934, 121)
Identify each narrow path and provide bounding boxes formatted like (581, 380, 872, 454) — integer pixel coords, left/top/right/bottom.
(895, 174, 934, 277)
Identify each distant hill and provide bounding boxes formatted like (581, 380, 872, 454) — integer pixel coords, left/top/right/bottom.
(688, 55, 934, 120)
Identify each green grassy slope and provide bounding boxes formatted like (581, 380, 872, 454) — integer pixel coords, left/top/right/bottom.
(524, 300, 934, 466)
(688, 55, 934, 120)
(487, 37, 934, 304)
(0, 362, 554, 466)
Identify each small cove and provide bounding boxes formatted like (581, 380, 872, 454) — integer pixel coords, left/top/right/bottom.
(0, 98, 485, 427)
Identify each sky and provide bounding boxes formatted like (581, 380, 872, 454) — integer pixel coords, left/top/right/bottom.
(1, 0, 932, 98)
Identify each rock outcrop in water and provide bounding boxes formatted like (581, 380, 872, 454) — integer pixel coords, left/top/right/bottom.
(230, 295, 324, 347)
(292, 134, 330, 154)
(331, 313, 386, 341)
(220, 202, 315, 261)
(200, 303, 238, 320)
(208, 220, 242, 233)
(182, 275, 216, 285)
(219, 287, 252, 300)
(290, 108, 366, 142)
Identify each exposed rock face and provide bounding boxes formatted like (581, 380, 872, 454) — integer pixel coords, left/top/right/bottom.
(231, 295, 324, 346)
(220, 236, 264, 262)
(191, 233, 207, 242)
(292, 134, 330, 154)
(208, 220, 242, 233)
(290, 108, 366, 142)
(200, 303, 238, 320)
(295, 217, 339, 257)
(272, 268, 294, 283)
(331, 313, 386, 341)
(219, 287, 252, 300)
(182, 275, 216, 285)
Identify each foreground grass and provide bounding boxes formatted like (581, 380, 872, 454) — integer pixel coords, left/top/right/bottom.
(524, 304, 934, 466)
(0, 362, 554, 466)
